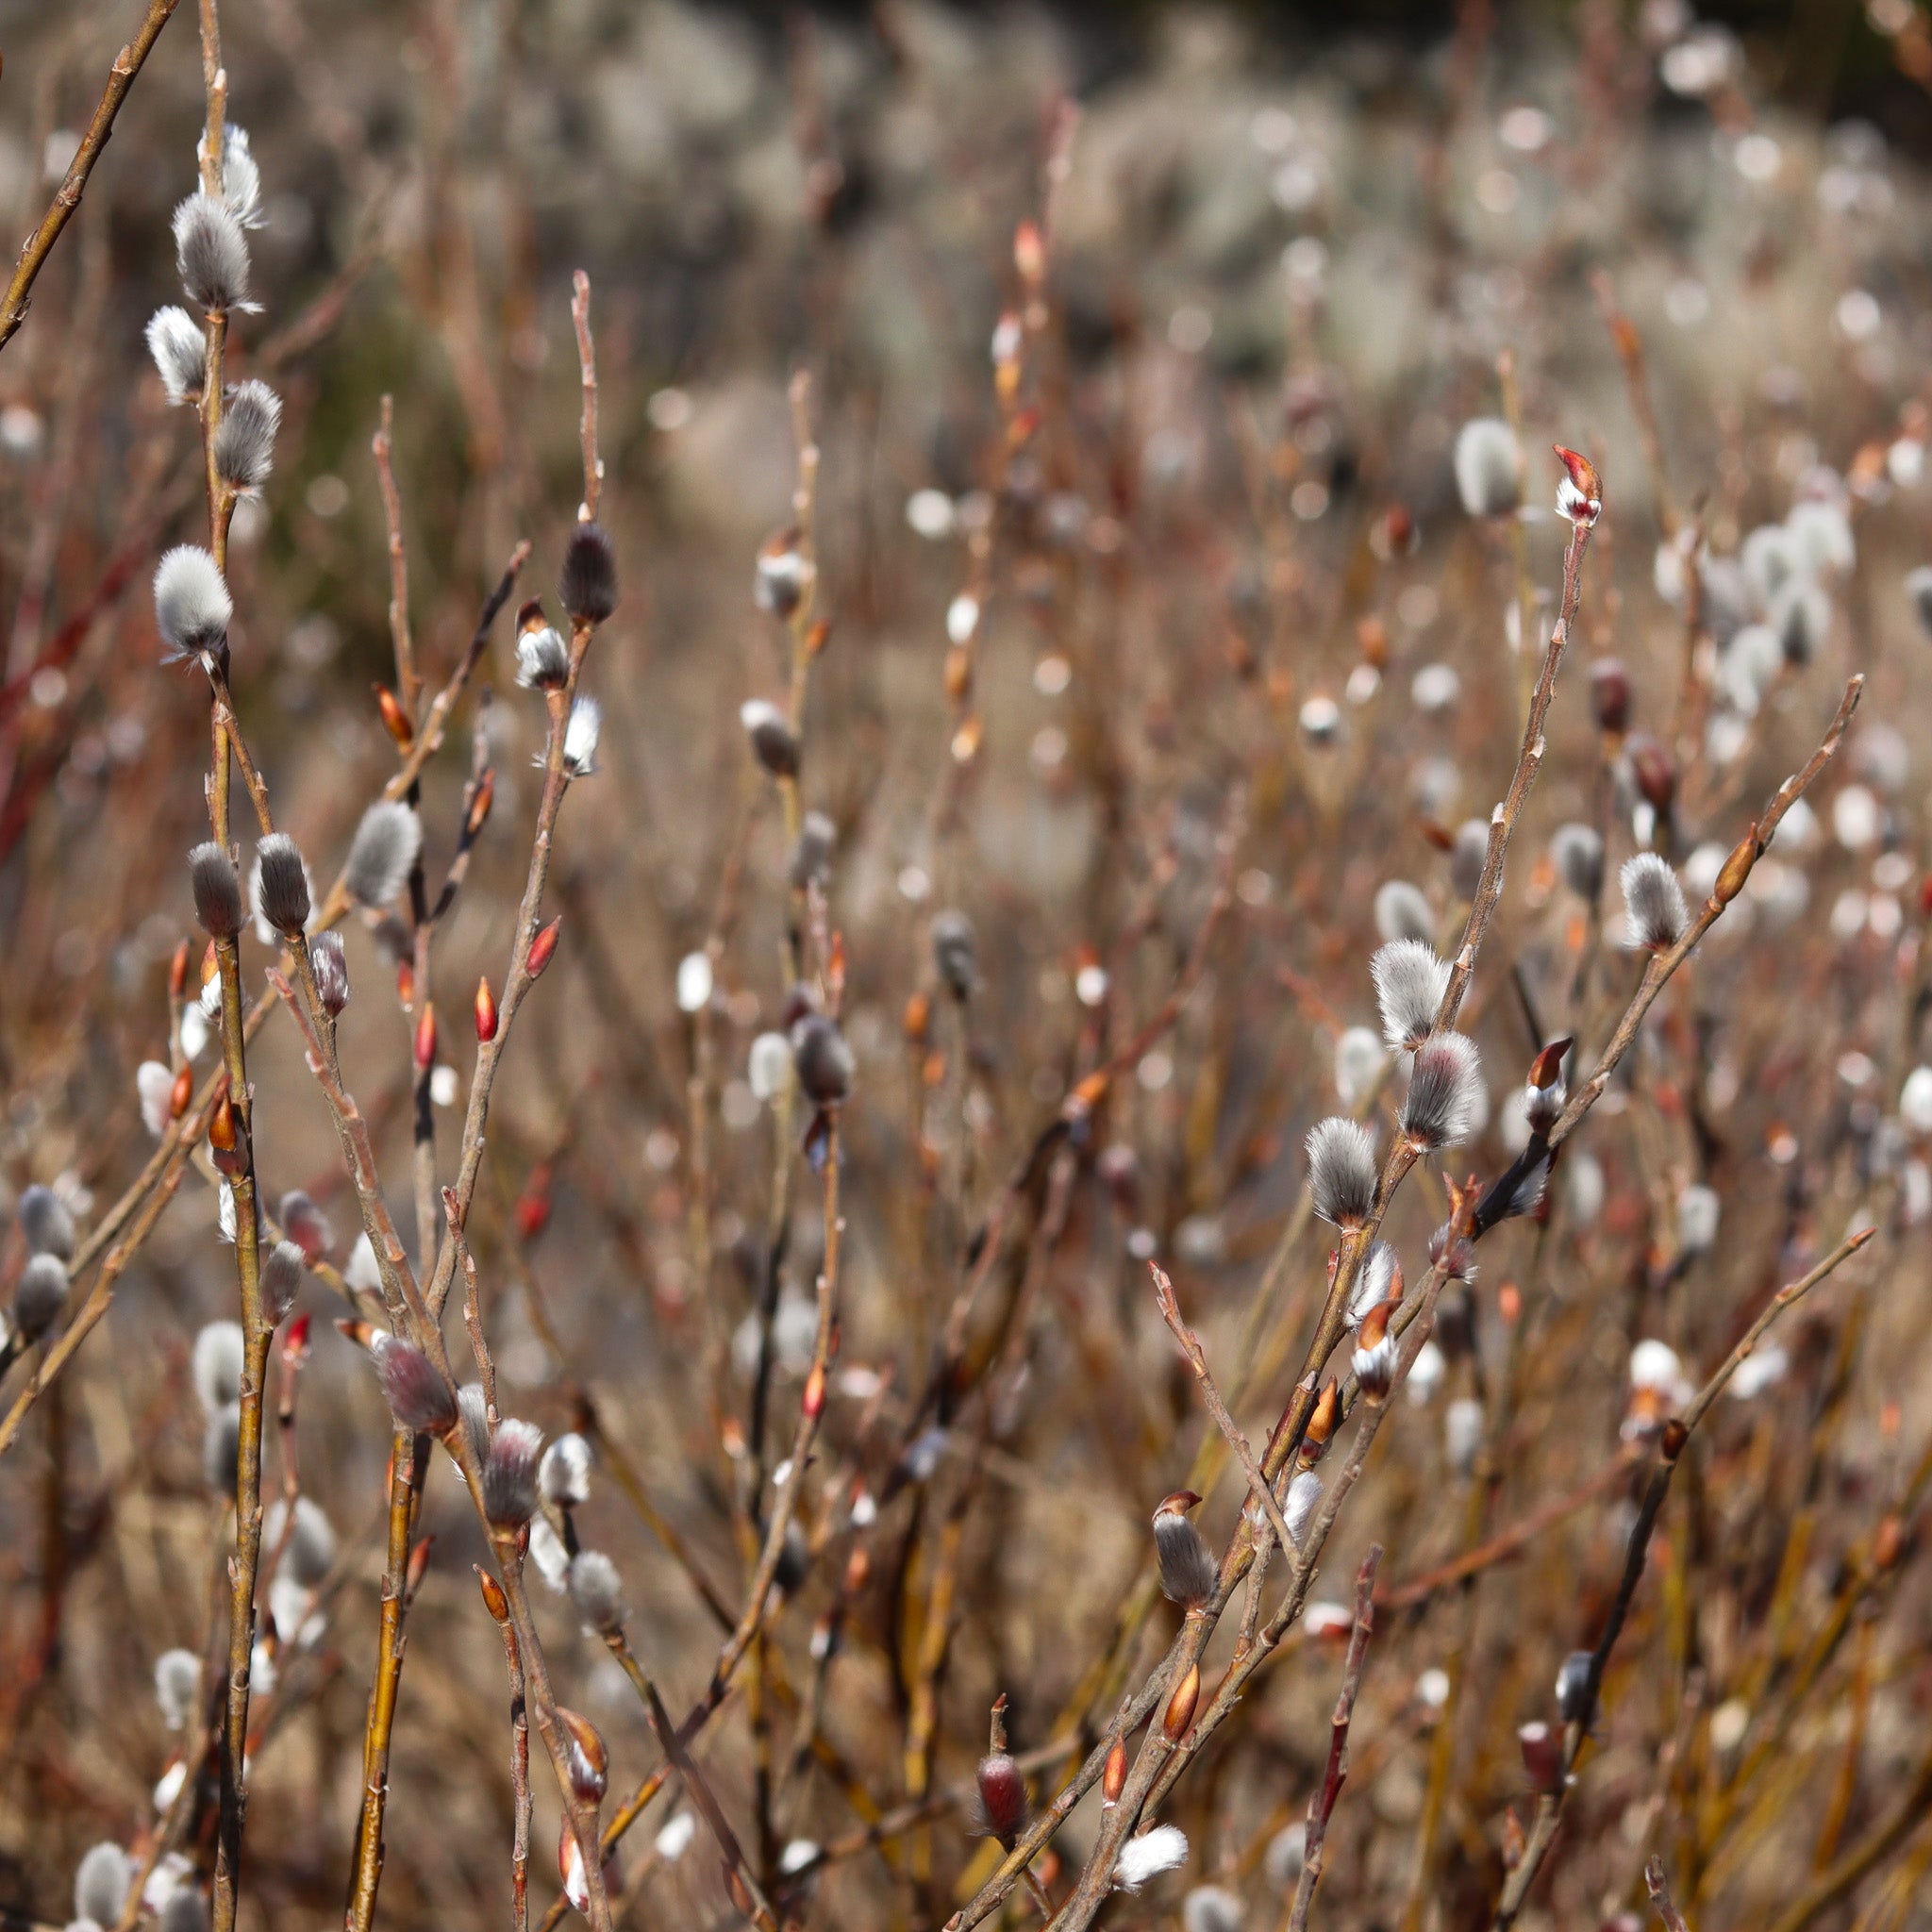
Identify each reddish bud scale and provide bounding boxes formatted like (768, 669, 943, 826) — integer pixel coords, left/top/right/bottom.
(396, 961, 416, 1009)
(975, 1752, 1028, 1847)
(169, 939, 191, 1000)
(843, 1544, 870, 1593)
(280, 1312, 312, 1367)
(405, 1536, 433, 1596)
(475, 975, 498, 1042)
(375, 683, 415, 750)
(515, 1171, 553, 1242)
(1519, 1721, 1563, 1793)
(802, 1359, 826, 1421)
(414, 1002, 437, 1070)
(527, 915, 562, 979)
(169, 1064, 194, 1121)
(1163, 1661, 1200, 1740)
(1102, 1737, 1128, 1806)
(1528, 1038, 1572, 1091)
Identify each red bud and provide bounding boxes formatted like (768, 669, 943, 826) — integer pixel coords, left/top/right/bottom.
(414, 1001, 437, 1070)
(475, 975, 498, 1042)
(527, 916, 562, 979)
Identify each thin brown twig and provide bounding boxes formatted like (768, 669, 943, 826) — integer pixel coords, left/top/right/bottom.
(1285, 1546, 1382, 1932)
(0, 0, 183, 354)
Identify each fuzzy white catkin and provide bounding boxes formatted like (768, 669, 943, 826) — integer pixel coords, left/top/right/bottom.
(1373, 878, 1434, 944)
(344, 800, 422, 908)
(567, 1550, 625, 1632)
(1183, 1886, 1243, 1932)
(1371, 939, 1450, 1050)
(1619, 854, 1689, 951)
(209, 122, 264, 227)
(212, 378, 281, 492)
(749, 1030, 794, 1102)
(155, 1648, 201, 1729)
(562, 695, 601, 775)
(1307, 1116, 1377, 1226)
(265, 1495, 336, 1588)
(1454, 418, 1523, 518)
(1334, 1025, 1385, 1107)
(154, 546, 232, 660)
(172, 191, 253, 312)
(1115, 1824, 1190, 1892)
(1401, 1034, 1483, 1148)
(74, 1843, 132, 1928)
(192, 1321, 244, 1417)
(539, 1432, 593, 1507)
(145, 306, 206, 405)
(19, 1183, 76, 1259)
(345, 1232, 382, 1294)
(137, 1060, 174, 1138)
(1677, 1183, 1721, 1255)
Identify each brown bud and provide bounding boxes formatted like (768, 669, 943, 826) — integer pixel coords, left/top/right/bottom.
(1589, 658, 1630, 735)
(903, 991, 931, 1043)
(169, 939, 191, 1000)
(1528, 1038, 1573, 1091)
(1626, 735, 1676, 816)
(842, 1544, 870, 1594)
(405, 1536, 433, 1598)
(475, 1566, 509, 1624)
(1162, 1661, 1200, 1740)
(375, 683, 415, 750)
(475, 975, 498, 1042)
(1102, 1737, 1128, 1807)
(169, 1064, 194, 1122)
(1714, 825, 1757, 906)
(1874, 1513, 1905, 1571)
(724, 1867, 756, 1917)
(527, 916, 562, 979)
(558, 1707, 608, 1804)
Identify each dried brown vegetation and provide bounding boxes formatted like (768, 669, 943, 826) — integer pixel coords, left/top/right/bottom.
(3, 5, 1932, 1932)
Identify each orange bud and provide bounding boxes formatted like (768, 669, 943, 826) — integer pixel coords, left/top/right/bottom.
(903, 991, 930, 1043)
(475, 975, 498, 1042)
(1162, 1661, 1199, 1740)
(465, 768, 496, 839)
(405, 1536, 434, 1597)
(169, 939, 191, 1000)
(375, 683, 415, 750)
(476, 1566, 509, 1624)
(1874, 1513, 1905, 1571)
(1299, 1381, 1339, 1467)
(169, 1064, 194, 1121)
(802, 1359, 826, 1422)
(842, 1544, 870, 1594)
(1014, 218, 1044, 286)
(527, 916, 562, 979)
(805, 618, 831, 659)
(396, 961, 415, 1009)
(414, 1001, 437, 1070)
(208, 1091, 241, 1172)
(1102, 1737, 1127, 1806)
(943, 644, 972, 704)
